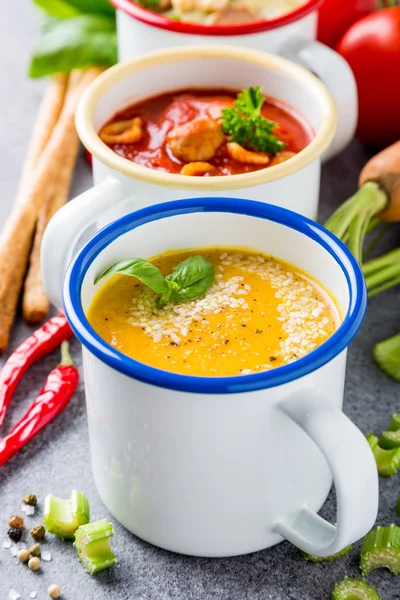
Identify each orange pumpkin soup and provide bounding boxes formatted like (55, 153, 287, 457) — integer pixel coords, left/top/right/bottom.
(87, 248, 339, 377)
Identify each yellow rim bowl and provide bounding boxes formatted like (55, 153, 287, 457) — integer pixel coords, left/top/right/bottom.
(75, 45, 337, 191)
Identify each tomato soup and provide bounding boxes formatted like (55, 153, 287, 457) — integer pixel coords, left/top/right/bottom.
(98, 89, 313, 177)
(87, 248, 339, 377)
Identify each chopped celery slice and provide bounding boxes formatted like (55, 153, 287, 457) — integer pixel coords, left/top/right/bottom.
(44, 490, 90, 540)
(302, 544, 352, 562)
(332, 577, 380, 599)
(374, 333, 400, 382)
(361, 525, 400, 576)
(388, 414, 400, 431)
(74, 519, 117, 575)
(366, 433, 400, 477)
(379, 414, 400, 449)
(380, 430, 400, 449)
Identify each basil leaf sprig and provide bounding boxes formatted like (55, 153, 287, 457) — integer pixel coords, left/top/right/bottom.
(221, 86, 287, 155)
(29, 0, 117, 78)
(95, 255, 215, 308)
(33, 0, 115, 16)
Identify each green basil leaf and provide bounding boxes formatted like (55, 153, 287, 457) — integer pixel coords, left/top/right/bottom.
(29, 14, 117, 78)
(94, 258, 169, 296)
(33, 0, 81, 18)
(170, 271, 215, 303)
(165, 256, 214, 303)
(156, 281, 179, 309)
(67, 0, 116, 16)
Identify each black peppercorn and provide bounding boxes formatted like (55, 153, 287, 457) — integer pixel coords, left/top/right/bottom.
(8, 527, 23, 542)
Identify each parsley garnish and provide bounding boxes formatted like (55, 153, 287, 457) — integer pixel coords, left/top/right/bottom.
(138, 0, 162, 10)
(221, 86, 286, 155)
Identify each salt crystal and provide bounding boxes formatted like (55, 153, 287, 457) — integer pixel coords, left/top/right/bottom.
(41, 550, 52, 561)
(3, 538, 11, 549)
(9, 590, 20, 600)
(24, 505, 35, 516)
(21, 504, 27, 514)
(30, 592, 37, 599)
(10, 545, 19, 557)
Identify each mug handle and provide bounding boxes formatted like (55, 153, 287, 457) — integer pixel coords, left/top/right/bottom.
(41, 177, 128, 310)
(280, 39, 358, 161)
(274, 389, 378, 556)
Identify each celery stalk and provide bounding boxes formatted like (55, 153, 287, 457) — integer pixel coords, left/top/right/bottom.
(364, 249, 400, 297)
(374, 333, 400, 382)
(302, 544, 352, 562)
(366, 433, 400, 477)
(361, 525, 400, 576)
(380, 415, 400, 449)
(74, 519, 117, 575)
(44, 490, 90, 540)
(332, 577, 380, 599)
(324, 182, 387, 263)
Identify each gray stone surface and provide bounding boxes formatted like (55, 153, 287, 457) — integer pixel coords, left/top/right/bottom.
(1, 2, 400, 598)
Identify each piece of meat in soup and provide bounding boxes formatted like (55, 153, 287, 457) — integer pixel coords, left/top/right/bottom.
(167, 118, 225, 162)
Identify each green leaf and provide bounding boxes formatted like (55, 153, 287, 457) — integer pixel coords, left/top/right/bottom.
(221, 87, 286, 155)
(374, 333, 400, 382)
(95, 255, 215, 310)
(235, 86, 264, 117)
(33, 0, 82, 18)
(66, 0, 116, 16)
(137, 0, 162, 9)
(164, 256, 214, 303)
(29, 14, 117, 78)
(94, 258, 169, 296)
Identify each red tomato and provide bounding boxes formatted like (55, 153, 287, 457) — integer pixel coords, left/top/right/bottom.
(317, 0, 375, 48)
(337, 7, 400, 148)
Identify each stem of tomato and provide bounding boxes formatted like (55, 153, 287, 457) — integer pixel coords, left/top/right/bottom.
(324, 182, 388, 263)
(376, 0, 398, 6)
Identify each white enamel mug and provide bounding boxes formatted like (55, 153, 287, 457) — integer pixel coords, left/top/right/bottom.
(42, 196, 378, 558)
(75, 45, 337, 236)
(111, 0, 357, 158)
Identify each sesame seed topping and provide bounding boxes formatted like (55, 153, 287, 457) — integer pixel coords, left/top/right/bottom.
(122, 251, 338, 374)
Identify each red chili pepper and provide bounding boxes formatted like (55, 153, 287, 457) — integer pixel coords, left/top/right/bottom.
(0, 314, 72, 427)
(0, 341, 79, 468)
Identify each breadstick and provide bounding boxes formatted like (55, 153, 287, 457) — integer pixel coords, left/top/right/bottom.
(15, 74, 69, 205)
(22, 73, 84, 325)
(0, 67, 103, 352)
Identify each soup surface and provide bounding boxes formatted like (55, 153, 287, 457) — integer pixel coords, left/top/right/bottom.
(134, 0, 307, 25)
(99, 89, 312, 177)
(88, 248, 339, 377)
